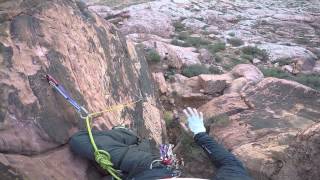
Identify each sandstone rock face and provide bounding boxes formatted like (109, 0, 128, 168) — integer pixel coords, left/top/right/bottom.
(168, 65, 262, 107)
(282, 65, 294, 73)
(0, 0, 164, 179)
(152, 72, 168, 94)
(199, 77, 320, 180)
(0, 147, 87, 180)
(224, 77, 248, 94)
(200, 10, 230, 29)
(219, 64, 264, 94)
(314, 61, 320, 74)
(141, 39, 200, 68)
(170, 76, 208, 105)
(198, 48, 214, 63)
(88, 5, 114, 18)
(120, 9, 174, 38)
(231, 64, 264, 83)
(258, 43, 317, 67)
(169, 73, 234, 107)
(198, 74, 232, 95)
(198, 93, 249, 122)
(181, 18, 207, 32)
(279, 123, 320, 180)
(242, 78, 320, 126)
(127, 33, 201, 68)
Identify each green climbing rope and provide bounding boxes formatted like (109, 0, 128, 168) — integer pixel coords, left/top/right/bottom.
(46, 74, 143, 180)
(85, 115, 121, 180)
(84, 99, 142, 180)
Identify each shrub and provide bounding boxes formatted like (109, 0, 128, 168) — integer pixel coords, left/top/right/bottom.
(228, 32, 235, 37)
(186, 36, 211, 48)
(223, 57, 249, 70)
(201, 30, 211, 35)
(240, 54, 254, 61)
(260, 67, 320, 91)
(221, 63, 233, 71)
(202, 24, 210, 30)
(163, 111, 173, 124)
(171, 39, 189, 47)
(173, 21, 185, 32)
(276, 58, 292, 66)
(207, 42, 226, 54)
(177, 31, 190, 40)
(195, 17, 204, 21)
(172, 90, 178, 97)
(146, 49, 161, 63)
(294, 37, 310, 45)
(176, 32, 212, 48)
(241, 46, 260, 54)
(214, 54, 223, 62)
(182, 64, 211, 77)
(180, 132, 199, 153)
(164, 67, 177, 80)
(295, 74, 320, 91)
(241, 46, 269, 61)
(260, 67, 292, 79)
(227, 38, 244, 47)
(209, 66, 223, 74)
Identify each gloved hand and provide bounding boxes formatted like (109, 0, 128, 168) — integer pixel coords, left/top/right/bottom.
(183, 107, 206, 135)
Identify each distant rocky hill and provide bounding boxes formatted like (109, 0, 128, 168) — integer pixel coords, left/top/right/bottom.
(88, 0, 320, 76)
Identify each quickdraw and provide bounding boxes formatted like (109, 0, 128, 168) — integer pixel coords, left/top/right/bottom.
(45, 74, 88, 118)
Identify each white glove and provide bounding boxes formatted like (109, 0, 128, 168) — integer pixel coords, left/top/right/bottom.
(183, 107, 206, 135)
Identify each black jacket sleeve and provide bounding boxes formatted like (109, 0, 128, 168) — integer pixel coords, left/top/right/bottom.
(194, 133, 252, 180)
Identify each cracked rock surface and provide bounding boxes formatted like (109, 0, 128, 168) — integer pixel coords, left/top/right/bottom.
(0, 0, 164, 179)
(1, 0, 320, 179)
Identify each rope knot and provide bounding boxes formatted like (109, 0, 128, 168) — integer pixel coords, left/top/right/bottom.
(95, 150, 113, 167)
(94, 150, 121, 180)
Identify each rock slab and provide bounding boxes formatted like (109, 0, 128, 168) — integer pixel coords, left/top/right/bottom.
(199, 77, 320, 180)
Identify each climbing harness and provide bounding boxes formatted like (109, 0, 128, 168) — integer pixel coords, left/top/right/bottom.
(150, 143, 182, 178)
(46, 74, 144, 180)
(150, 143, 181, 174)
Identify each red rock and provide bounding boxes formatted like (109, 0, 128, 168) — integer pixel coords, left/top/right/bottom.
(231, 64, 264, 83)
(199, 77, 320, 180)
(152, 72, 168, 94)
(198, 74, 233, 95)
(0, 0, 163, 178)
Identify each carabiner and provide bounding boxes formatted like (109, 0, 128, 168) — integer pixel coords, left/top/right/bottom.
(79, 106, 89, 119)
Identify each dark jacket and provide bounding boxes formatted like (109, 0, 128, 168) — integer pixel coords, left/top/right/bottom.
(133, 132, 251, 180)
(194, 132, 251, 180)
(69, 129, 157, 179)
(70, 129, 251, 180)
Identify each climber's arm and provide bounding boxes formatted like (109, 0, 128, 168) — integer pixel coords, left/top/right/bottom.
(183, 107, 251, 180)
(194, 132, 251, 180)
